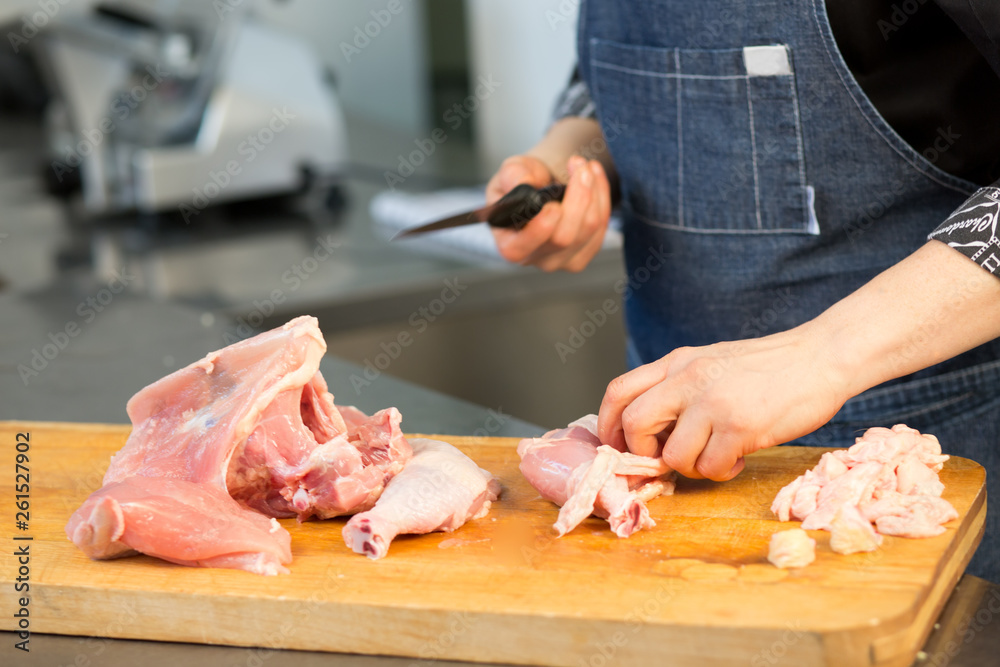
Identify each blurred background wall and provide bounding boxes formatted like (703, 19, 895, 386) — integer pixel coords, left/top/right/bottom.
(0, 0, 628, 429)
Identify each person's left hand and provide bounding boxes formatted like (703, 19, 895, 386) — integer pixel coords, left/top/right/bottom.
(596, 327, 850, 481)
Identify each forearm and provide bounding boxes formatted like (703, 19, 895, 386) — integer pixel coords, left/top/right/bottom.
(809, 240, 1000, 399)
(526, 117, 616, 183)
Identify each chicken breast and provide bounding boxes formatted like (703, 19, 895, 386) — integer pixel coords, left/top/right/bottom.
(768, 529, 816, 569)
(770, 424, 957, 560)
(829, 503, 882, 555)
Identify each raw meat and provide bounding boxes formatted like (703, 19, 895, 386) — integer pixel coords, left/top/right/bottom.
(767, 528, 816, 569)
(227, 398, 411, 521)
(517, 415, 675, 537)
(771, 424, 957, 553)
(343, 438, 501, 559)
(103, 316, 329, 487)
(799, 460, 885, 531)
(829, 503, 882, 555)
(66, 478, 292, 575)
(66, 316, 412, 574)
(337, 404, 373, 433)
(862, 491, 959, 538)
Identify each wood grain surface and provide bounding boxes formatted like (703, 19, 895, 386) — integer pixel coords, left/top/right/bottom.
(0, 421, 986, 666)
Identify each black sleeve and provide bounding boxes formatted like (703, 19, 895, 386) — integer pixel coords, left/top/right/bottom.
(927, 180, 1000, 276)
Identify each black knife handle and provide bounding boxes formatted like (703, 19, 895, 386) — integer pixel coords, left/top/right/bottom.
(487, 183, 567, 231)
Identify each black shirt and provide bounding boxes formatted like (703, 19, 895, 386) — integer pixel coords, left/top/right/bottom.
(826, 0, 1000, 186)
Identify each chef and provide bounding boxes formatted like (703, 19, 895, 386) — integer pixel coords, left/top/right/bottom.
(487, 0, 1000, 582)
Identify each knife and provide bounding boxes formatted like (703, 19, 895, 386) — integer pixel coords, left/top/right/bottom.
(391, 183, 567, 240)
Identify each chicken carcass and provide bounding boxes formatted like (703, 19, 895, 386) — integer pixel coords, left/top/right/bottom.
(517, 415, 675, 537)
(343, 438, 501, 559)
(67, 316, 411, 574)
(227, 394, 411, 521)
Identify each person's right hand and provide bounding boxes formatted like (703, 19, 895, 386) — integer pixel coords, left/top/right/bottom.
(486, 154, 611, 273)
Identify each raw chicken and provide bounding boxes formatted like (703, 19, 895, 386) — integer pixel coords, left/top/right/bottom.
(771, 424, 958, 557)
(829, 503, 882, 555)
(343, 438, 501, 559)
(768, 528, 816, 569)
(103, 316, 329, 487)
(862, 491, 959, 538)
(799, 460, 885, 531)
(337, 404, 373, 433)
(517, 415, 675, 537)
(66, 478, 292, 575)
(67, 316, 412, 574)
(285, 407, 411, 519)
(227, 398, 411, 521)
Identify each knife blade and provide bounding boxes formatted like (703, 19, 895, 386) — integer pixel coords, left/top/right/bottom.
(391, 183, 567, 240)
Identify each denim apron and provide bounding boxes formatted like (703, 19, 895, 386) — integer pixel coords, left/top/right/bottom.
(578, 0, 999, 581)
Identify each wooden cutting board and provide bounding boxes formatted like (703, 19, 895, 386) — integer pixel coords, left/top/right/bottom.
(0, 421, 986, 667)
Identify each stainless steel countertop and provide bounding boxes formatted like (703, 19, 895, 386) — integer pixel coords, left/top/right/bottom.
(0, 286, 540, 437)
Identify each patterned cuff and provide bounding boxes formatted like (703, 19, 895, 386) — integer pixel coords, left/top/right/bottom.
(927, 186, 1000, 275)
(551, 70, 597, 121)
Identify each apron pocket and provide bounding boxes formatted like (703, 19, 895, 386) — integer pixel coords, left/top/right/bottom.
(589, 39, 814, 234)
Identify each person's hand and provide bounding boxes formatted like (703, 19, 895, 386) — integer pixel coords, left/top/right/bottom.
(596, 327, 850, 481)
(486, 154, 611, 273)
